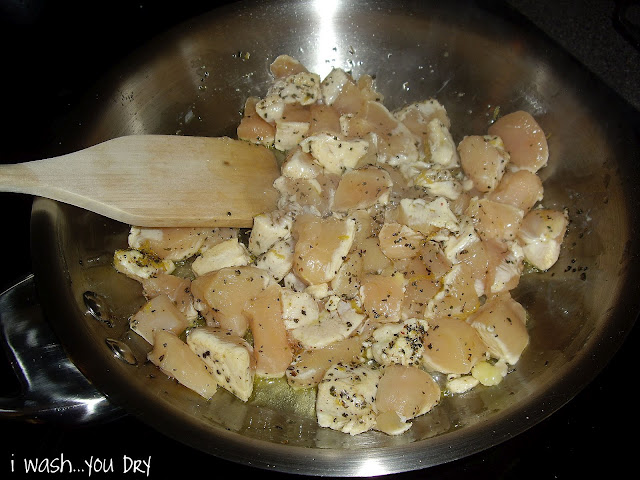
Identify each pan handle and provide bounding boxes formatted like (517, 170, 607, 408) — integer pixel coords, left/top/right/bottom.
(0, 274, 123, 424)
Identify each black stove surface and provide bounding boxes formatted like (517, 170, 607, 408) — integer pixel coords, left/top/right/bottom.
(1, 1, 638, 478)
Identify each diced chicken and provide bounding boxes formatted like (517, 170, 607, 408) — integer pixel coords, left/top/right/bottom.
(316, 363, 382, 435)
(237, 96, 276, 147)
(487, 169, 544, 212)
(398, 197, 460, 237)
(191, 238, 251, 276)
(248, 210, 293, 256)
(517, 208, 568, 271)
(468, 293, 529, 365)
(341, 101, 419, 166)
(483, 239, 525, 294)
(321, 68, 354, 106)
(412, 167, 463, 200)
(307, 103, 342, 136)
(394, 98, 451, 135)
(274, 174, 339, 217)
(274, 120, 311, 151)
(148, 330, 218, 399)
(300, 133, 370, 174)
(113, 249, 175, 282)
(330, 250, 364, 298)
(360, 273, 405, 323)
(187, 327, 255, 402)
(394, 257, 440, 319)
(421, 317, 488, 375)
(458, 135, 509, 193)
(425, 118, 460, 169)
(488, 110, 548, 173)
(130, 294, 189, 345)
(467, 197, 524, 243)
(281, 148, 323, 179)
(288, 299, 366, 349)
(269, 54, 309, 78)
(141, 273, 198, 321)
(244, 284, 294, 378)
(292, 214, 356, 285)
(332, 166, 393, 212)
(127, 227, 214, 261)
(256, 71, 322, 123)
(281, 289, 320, 329)
(378, 222, 425, 260)
(425, 263, 481, 320)
(255, 237, 295, 282)
(375, 365, 440, 435)
(368, 318, 428, 366)
(286, 326, 371, 389)
(359, 236, 392, 274)
(190, 266, 272, 336)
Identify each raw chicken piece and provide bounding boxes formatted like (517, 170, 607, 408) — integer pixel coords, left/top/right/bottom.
(378, 222, 425, 260)
(244, 284, 294, 378)
(269, 54, 309, 78)
(292, 214, 355, 285)
(141, 273, 198, 321)
(421, 317, 487, 375)
(237, 96, 276, 147)
(469, 293, 529, 365)
(467, 197, 524, 243)
(148, 330, 218, 399)
(128, 227, 214, 261)
(360, 273, 405, 323)
(488, 110, 548, 173)
(368, 318, 428, 366)
(332, 165, 393, 212)
(487, 169, 543, 212)
(130, 294, 189, 345)
(316, 363, 382, 435)
(425, 263, 481, 320)
(458, 135, 509, 193)
(190, 266, 272, 336)
(187, 327, 255, 402)
(191, 238, 251, 276)
(375, 365, 440, 435)
(517, 208, 568, 271)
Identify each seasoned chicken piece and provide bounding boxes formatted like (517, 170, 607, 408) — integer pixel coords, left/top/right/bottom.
(255, 237, 295, 282)
(273, 173, 339, 217)
(330, 250, 364, 299)
(191, 238, 251, 276)
(256, 71, 322, 123)
(321, 68, 355, 106)
(398, 197, 460, 237)
(274, 119, 311, 151)
(280, 289, 320, 329)
(467, 197, 524, 243)
(341, 101, 419, 166)
(248, 210, 293, 256)
(360, 273, 405, 323)
(187, 327, 255, 402)
(141, 273, 198, 322)
(190, 266, 272, 336)
(332, 166, 393, 212)
(359, 236, 392, 274)
(394, 98, 451, 137)
(288, 298, 366, 349)
(378, 222, 425, 260)
(483, 239, 525, 294)
(458, 135, 509, 193)
(269, 54, 309, 78)
(286, 325, 371, 389)
(468, 293, 529, 365)
(128, 227, 214, 262)
(281, 148, 323, 179)
(114, 249, 175, 282)
(425, 263, 481, 320)
(300, 133, 370, 175)
(148, 330, 218, 399)
(368, 318, 428, 366)
(292, 214, 355, 285)
(375, 365, 441, 435)
(394, 256, 440, 319)
(412, 167, 463, 200)
(424, 118, 460, 169)
(237, 96, 276, 147)
(517, 208, 568, 271)
(488, 110, 548, 173)
(307, 103, 342, 136)
(487, 169, 543, 212)
(244, 284, 294, 378)
(316, 363, 382, 435)
(130, 294, 189, 345)
(421, 317, 487, 375)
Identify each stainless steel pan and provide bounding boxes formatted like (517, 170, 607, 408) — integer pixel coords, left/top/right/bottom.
(2, 0, 639, 476)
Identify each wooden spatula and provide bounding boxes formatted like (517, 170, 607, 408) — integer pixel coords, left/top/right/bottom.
(0, 135, 281, 228)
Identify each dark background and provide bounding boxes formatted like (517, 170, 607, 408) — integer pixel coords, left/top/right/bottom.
(1, 0, 639, 478)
